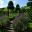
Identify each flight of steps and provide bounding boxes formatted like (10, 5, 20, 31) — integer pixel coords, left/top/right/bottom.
(4, 13, 24, 32)
(7, 21, 15, 32)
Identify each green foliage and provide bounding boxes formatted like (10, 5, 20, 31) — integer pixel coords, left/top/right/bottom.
(20, 7, 26, 13)
(7, 1, 14, 10)
(0, 8, 9, 25)
(0, 1, 32, 32)
(13, 12, 30, 32)
(27, 2, 32, 7)
(13, 20, 22, 32)
(20, 6, 28, 13)
(26, 9, 32, 28)
(15, 4, 20, 13)
(0, 16, 9, 25)
(9, 13, 18, 18)
(0, 11, 3, 16)
(3, 8, 8, 11)
(27, 0, 32, 28)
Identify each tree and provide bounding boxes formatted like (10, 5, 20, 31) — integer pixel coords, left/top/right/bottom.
(27, 0, 32, 31)
(7, 1, 14, 16)
(27, 2, 32, 7)
(27, 0, 32, 17)
(15, 4, 20, 13)
(27, 0, 32, 8)
(0, 8, 4, 16)
(27, 0, 32, 19)
(20, 7, 26, 13)
(7, 1, 14, 10)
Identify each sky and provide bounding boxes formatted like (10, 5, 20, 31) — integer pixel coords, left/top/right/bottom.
(0, 0, 28, 8)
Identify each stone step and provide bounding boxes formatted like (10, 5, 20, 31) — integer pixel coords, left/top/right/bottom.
(5, 27, 9, 29)
(10, 24, 13, 26)
(6, 27, 9, 28)
(10, 23, 13, 24)
(9, 28, 14, 30)
(7, 30, 14, 32)
(10, 22, 13, 24)
(10, 25, 13, 27)
(8, 29, 13, 30)
(10, 27, 13, 28)
(10, 26, 13, 28)
(10, 21, 13, 23)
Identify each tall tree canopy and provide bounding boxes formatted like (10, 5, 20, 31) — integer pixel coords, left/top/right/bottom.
(15, 4, 20, 13)
(7, 1, 14, 10)
(27, 0, 32, 29)
(27, 2, 32, 7)
(7, 1, 14, 16)
(27, 0, 32, 8)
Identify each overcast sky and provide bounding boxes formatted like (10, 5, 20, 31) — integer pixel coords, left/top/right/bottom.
(0, 0, 28, 8)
